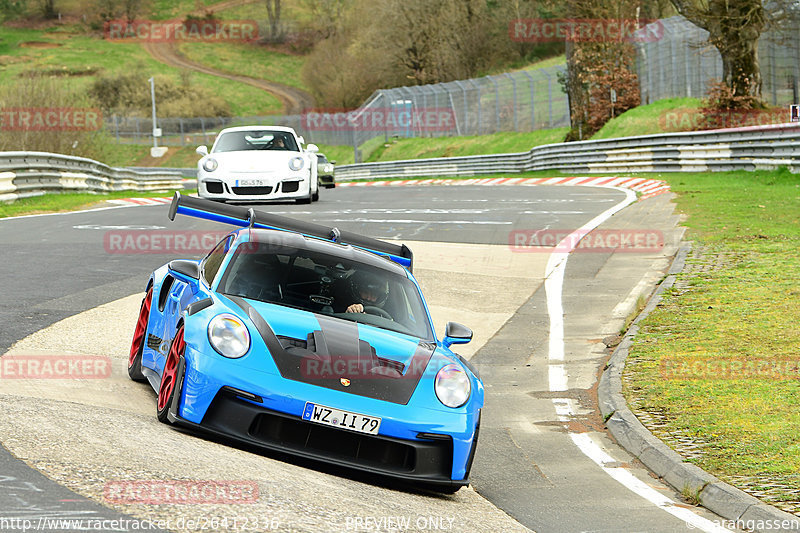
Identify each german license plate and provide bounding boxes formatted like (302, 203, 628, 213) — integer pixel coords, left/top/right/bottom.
(237, 179, 267, 186)
(301, 402, 381, 435)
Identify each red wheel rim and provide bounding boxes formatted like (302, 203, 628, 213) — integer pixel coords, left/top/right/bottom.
(129, 287, 153, 368)
(158, 326, 184, 412)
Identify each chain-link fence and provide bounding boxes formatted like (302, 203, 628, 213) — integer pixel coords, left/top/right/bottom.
(104, 64, 570, 151)
(635, 16, 800, 106)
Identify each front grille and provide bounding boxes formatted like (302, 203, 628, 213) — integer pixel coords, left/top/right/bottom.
(281, 181, 300, 193)
(205, 181, 223, 194)
(232, 186, 273, 196)
(249, 412, 416, 473)
(199, 388, 454, 481)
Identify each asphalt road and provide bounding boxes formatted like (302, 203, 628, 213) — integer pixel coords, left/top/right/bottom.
(0, 185, 731, 532)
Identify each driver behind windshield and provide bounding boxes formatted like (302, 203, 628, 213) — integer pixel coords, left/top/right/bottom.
(346, 271, 390, 315)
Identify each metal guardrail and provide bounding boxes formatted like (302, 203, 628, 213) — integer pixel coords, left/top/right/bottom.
(0, 152, 185, 202)
(334, 123, 800, 180)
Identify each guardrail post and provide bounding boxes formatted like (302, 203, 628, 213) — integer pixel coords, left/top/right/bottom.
(505, 73, 518, 132)
(488, 76, 500, 134)
(522, 71, 535, 131)
(113, 115, 120, 144)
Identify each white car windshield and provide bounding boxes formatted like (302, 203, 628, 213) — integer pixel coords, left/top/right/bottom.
(213, 130, 299, 153)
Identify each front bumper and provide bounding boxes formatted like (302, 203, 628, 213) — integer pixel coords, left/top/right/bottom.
(198, 173, 309, 201)
(176, 345, 479, 484)
(319, 174, 335, 188)
(174, 386, 466, 489)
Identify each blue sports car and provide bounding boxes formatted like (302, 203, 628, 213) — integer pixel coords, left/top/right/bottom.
(128, 193, 483, 491)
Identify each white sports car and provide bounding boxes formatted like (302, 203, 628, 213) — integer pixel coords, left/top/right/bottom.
(196, 126, 320, 204)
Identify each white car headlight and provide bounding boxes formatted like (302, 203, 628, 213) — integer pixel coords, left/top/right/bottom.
(203, 158, 218, 172)
(434, 364, 471, 408)
(207, 314, 250, 358)
(289, 157, 304, 171)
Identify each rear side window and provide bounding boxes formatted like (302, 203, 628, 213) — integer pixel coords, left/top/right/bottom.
(202, 236, 232, 285)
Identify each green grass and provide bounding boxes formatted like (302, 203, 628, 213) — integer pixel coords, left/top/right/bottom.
(623, 168, 800, 501)
(364, 129, 569, 162)
(0, 189, 188, 218)
(149, 0, 222, 20)
(177, 41, 307, 90)
(96, 129, 571, 168)
(592, 97, 704, 139)
(0, 28, 282, 115)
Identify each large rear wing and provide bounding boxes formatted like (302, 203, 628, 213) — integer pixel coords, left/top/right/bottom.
(168, 193, 414, 271)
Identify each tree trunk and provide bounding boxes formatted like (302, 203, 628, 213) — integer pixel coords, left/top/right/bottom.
(670, 0, 765, 100)
(720, 36, 762, 99)
(265, 0, 282, 41)
(42, 0, 57, 18)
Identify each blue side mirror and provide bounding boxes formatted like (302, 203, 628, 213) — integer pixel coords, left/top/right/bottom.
(443, 322, 473, 348)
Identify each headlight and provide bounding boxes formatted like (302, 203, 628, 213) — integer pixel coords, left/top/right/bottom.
(289, 157, 304, 171)
(202, 158, 218, 172)
(434, 364, 471, 408)
(207, 314, 250, 358)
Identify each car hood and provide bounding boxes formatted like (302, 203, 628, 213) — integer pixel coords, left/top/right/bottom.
(206, 151, 304, 172)
(228, 295, 437, 404)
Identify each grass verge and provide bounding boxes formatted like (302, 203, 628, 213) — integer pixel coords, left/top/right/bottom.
(0, 28, 282, 115)
(0, 189, 189, 218)
(363, 129, 570, 162)
(621, 168, 800, 514)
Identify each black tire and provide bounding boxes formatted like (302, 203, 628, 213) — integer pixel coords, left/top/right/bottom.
(296, 185, 313, 204)
(128, 288, 152, 382)
(157, 326, 185, 424)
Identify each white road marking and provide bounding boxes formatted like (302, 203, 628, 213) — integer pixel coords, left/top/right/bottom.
(73, 224, 166, 230)
(0, 204, 133, 222)
(327, 218, 513, 225)
(544, 186, 733, 533)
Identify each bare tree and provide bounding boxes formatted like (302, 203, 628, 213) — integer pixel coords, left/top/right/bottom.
(302, 0, 351, 38)
(122, 0, 149, 22)
(265, 0, 283, 42)
(670, 0, 766, 101)
(559, 0, 643, 140)
(40, 0, 56, 18)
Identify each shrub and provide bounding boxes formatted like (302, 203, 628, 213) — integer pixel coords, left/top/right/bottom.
(0, 76, 109, 159)
(89, 70, 231, 118)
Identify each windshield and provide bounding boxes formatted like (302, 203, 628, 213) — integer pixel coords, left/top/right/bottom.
(217, 242, 433, 340)
(213, 130, 299, 153)
(317, 154, 329, 164)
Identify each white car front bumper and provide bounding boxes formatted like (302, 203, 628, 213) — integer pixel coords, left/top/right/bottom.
(198, 171, 310, 201)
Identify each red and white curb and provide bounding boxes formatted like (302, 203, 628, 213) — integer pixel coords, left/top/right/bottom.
(339, 176, 670, 200)
(108, 197, 172, 206)
(108, 177, 670, 206)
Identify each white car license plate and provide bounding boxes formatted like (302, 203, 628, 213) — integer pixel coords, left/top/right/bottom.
(237, 179, 267, 186)
(301, 402, 381, 435)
